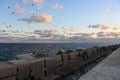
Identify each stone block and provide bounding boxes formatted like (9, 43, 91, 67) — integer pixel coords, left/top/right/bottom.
(61, 54, 70, 67)
(45, 58, 58, 75)
(0, 62, 16, 80)
(28, 59, 44, 80)
(8, 60, 30, 80)
(16, 53, 35, 61)
(1, 77, 16, 80)
(69, 52, 80, 66)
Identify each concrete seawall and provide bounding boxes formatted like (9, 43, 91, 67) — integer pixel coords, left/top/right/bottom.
(79, 46, 120, 80)
(0, 44, 120, 80)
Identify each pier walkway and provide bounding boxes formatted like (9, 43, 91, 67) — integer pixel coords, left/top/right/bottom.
(79, 47, 120, 80)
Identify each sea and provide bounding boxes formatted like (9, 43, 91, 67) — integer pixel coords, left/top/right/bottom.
(0, 43, 115, 62)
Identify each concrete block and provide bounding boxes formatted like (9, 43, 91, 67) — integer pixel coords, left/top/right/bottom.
(28, 59, 44, 80)
(1, 77, 16, 80)
(16, 53, 35, 61)
(8, 60, 30, 80)
(0, 62, 16, 80)
(84, 48, 97, 59)
(69, 52, 80, 65)
(35, 53, 49, 58)
(61, 54, 70, 67)
(56, 50, 65, 55)
(45, 58, 58, 75)
(52, 55, 62, 67)
(45, 74, 60, 80)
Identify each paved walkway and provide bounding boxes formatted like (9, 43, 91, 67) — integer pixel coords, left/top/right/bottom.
(79, 48, 120, 80)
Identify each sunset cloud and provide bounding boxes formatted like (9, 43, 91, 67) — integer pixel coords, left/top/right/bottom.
(100, 24, 110, 29)
(96, 32, 120, 38)
(69, 27, 77, 33)
(0, 30, 5, 33)
(12, 4, 25, 15)
(89, 24, 111, 30)
(113, 27, 120, 30)
(23, 0, 44, 9)
(106, 8, 113, 12)
(23, 0, 43, 3)
(51, 3, 63, 9)
(37, 2, 43, 9)
(34, 29, 59, 35)
(18, 14, 53, 24)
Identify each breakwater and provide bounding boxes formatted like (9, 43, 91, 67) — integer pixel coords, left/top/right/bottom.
(79, 45, 120, 80)
(0, 44, 120, 80)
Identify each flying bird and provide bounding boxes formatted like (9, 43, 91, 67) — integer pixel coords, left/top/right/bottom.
(11, 12, 15, 15)
(32, 4, 34, 6)
(8, 6, 10, 9)
(88, 25, 92, 28)
(36, 9, 38, 11)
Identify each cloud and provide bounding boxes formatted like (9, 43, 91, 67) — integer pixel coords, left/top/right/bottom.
(88, 24, 100, 28)
(100, 24, 110, 29)
(113, 27, 120, 30)
(106, 8, 113, 12)
(89, 24, 111, 30)
(69, 27, 77, 33)
(1, 30, 120, 43)
(23, 0, 44, 9)
(96, 32, 120, 38)
(0, 30, 5, 33)
(23, 0, 43, 3)
(34, 29, 59, 35)
(51, 3, 63, 9)
(12, 4, 25, 15)
(18, 14, 53, 24)
(37, 2, 43, 9)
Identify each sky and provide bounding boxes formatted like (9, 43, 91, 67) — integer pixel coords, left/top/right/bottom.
(0, 0, 120, 43)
